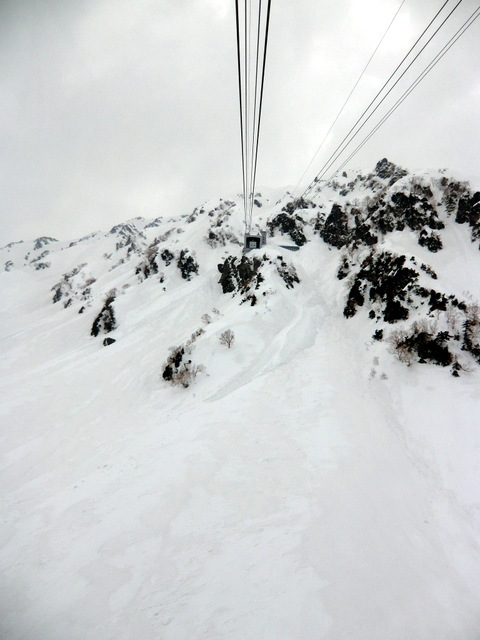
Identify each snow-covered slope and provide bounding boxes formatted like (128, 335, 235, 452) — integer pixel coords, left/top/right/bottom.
(1, 160, 480, 639)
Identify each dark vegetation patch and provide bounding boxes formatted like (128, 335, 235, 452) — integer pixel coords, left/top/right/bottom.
(110, 223, 146, 256)
(161, 328, 205, 388)
(389, 321, 452, 367)
(91, 291, 117, 337)
(343, 251, 418, 322)
(385, 298, 480, 375)
(34, 237, 57, 250)
(275, 256, 300, 289)
(315, 181, 445, 254)
(320, 205, 352, 248)
(160, 249, 174, 266)
(218, 255, 264, 303)
(267, 213, 307, 246)
(374, 158, 408, 183)
(217, 254, 300, 304)
(136, 240, 161, 280)
(177, 249, 199, 280)
(366, 187, 444, 252)
(51, 264, 95, 308)
(455, 191, 480, 241)
(135, 245, 198, 283)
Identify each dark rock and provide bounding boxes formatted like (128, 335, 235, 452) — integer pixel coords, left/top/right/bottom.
(267, 212, 307, 246)
(33, 236, 57, 251)
(418, 231, 443, 253)
(374, 158, 407, 182)
(91, 296, 117, 337)
(384, 299, 409, 323)
(218, 255, 262, 294)
(343, 251, 418, 321)
(177, 249, 199, 280)
(321, 205, 351, 248)
(160, 249, 174, 266)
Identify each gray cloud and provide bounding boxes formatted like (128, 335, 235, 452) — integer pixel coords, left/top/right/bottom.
(0, 0, 478, 241)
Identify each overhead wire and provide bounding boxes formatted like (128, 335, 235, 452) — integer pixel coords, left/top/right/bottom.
(323, 5, 480, 185)
(249, 0, 272, 232)
(234, 0, 272, 235)
(302, 0, 461, 199)
(234, 0, 247, 228)
(244, 0, 250, 227)
(248, 0, 263, 230)
(305, 0, 465, 194)
(292, 0, 407, 198)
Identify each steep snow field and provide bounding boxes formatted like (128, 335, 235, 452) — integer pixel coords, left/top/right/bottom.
(1, 163, 480, 639)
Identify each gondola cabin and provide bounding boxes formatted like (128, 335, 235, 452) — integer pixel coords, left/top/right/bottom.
(243, 231, 267, 253)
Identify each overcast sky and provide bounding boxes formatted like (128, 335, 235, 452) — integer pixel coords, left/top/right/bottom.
(1, 0, 479, 242)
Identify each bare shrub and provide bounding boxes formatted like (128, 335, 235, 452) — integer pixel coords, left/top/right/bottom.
(173, 363, 205, 388)
(463, 303, 480, 361)
(411, 318, 437, 335)
(387, 329, 415, 365)
(219, 329, 235, 348)
(446, 304, 462, 334)
(162, 342, 205, 388)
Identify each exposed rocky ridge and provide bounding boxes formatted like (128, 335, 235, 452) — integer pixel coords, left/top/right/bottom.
(2, 158, 480, 373)
(217, 253, 300, 305)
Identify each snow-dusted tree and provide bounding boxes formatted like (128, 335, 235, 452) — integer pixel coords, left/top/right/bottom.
(219, 329, 235, 349)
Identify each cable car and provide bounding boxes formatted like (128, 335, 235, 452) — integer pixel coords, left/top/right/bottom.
(243, 230, 267, 253)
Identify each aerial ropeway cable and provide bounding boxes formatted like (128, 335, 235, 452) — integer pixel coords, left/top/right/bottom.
(234, 0, 272, 235)
(324, 4, 480, 184)
(300, 0, 466, 200)
(292, 0, 407, 198)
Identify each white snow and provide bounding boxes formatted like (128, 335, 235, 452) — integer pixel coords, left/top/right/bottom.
(1, 173, 480, 639)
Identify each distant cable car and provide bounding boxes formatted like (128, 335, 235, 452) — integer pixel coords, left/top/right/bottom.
(243, 230, 267, 253)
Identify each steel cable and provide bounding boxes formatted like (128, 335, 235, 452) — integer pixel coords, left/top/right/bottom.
(302, 0, 458, 198)
(323, 6, 480, 186)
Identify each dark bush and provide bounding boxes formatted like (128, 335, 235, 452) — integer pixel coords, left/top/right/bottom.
(177, 250, 199, 280)
(418, 231, 443, 253)
(91, 293, 117, 337)
(268, 212, 307, 246)
(384, 299, 409, 323)
(160, 249, 174, 266)
(218, 255, 263, 294)
(320, 205, 351, 248)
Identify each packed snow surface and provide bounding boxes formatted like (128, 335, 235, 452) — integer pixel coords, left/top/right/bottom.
(1, 163, 480, 639)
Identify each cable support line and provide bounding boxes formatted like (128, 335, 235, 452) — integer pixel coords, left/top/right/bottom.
(302, 0, 458, 198)
(307, 0, 465, 191)
(234, 0, 272, 235)
(323, 6, 480, 186)
(244, 0, 250, 227)
(249, 0, 272, 232)
(247, 0, 263, 230)
(302, 0, 457, 199)
(292, 0, 406, 198)
(234, 0, 247, 228)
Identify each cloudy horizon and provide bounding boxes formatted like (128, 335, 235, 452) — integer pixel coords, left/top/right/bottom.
(1, 0, 479, 242)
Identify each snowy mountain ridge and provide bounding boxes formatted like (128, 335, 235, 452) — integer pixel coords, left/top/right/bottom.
(3, 158, 480, 380)
(1, 159, 480, 639)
